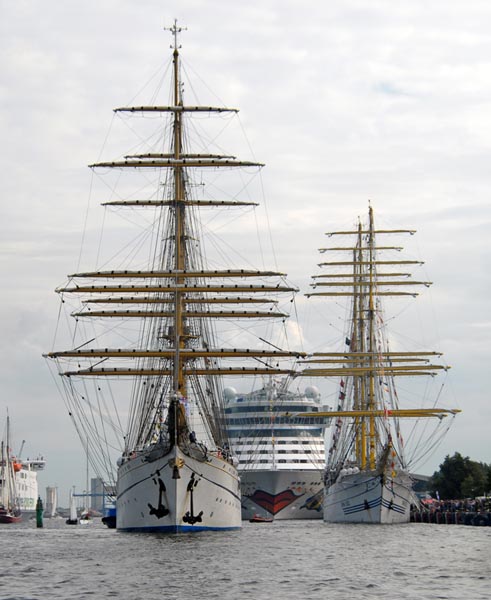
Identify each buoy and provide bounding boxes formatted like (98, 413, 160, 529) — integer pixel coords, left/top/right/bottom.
(36, 496, 43, 528)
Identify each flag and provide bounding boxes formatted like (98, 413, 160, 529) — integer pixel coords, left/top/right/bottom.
(180, 397, 191, 417)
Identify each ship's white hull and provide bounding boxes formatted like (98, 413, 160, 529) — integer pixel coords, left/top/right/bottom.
(17, 481, 38, 514)
(241, 469, 324, 520)
(117, 445, 241, 532)
(323, 470, 413, 524)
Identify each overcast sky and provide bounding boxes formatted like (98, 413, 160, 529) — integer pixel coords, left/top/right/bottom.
(1, 0, 490, 504)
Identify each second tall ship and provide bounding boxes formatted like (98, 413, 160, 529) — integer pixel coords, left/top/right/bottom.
(299, 206, 460, 524)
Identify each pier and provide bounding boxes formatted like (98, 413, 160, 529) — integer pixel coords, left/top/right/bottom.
(411, 510, 491, 526)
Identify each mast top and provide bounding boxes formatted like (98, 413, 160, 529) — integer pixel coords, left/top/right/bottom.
(165, 19, 187, 51)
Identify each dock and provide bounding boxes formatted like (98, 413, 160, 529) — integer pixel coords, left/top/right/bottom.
(411, 510, 491, 526)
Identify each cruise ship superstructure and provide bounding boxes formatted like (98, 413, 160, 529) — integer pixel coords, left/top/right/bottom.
(225, 381, 327, 520)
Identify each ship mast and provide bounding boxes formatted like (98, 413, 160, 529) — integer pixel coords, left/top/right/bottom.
(355, 220, 366, 469)
(296, 207, 459, 472)
(367, 205, 376, 470)
(169, 20, 186, 397)
(45, 23, 304, 454)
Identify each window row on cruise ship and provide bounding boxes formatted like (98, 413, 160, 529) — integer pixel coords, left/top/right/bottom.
(227, 428, 324, 438)
(226, 416, 323, 425)
(235, 449, 315, 454)
(225, 404, 319, 414)
(250, 459, 314, 464)
(233, 439, 323, 445)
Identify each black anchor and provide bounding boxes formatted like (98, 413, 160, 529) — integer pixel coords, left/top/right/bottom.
(182, 473, 203, 525)
(148, 477, 169, 519)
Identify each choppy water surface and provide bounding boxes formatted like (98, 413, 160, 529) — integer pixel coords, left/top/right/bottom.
(0, 519, 489, 600)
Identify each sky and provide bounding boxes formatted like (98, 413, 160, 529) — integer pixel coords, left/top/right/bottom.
(1, 0, 490, 505)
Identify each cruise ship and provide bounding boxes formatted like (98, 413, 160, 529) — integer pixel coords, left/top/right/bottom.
(225, 381, 327, 520)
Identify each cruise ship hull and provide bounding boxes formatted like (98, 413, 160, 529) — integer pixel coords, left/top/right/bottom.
(241, 469, 324, 520)
(323, 470, 413, 524)
(117, 445, 242, 532)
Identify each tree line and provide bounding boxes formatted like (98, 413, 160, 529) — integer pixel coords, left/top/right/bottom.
(429, 452, 491, 500)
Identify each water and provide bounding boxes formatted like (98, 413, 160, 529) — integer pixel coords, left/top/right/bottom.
(1, 519, 489, 600)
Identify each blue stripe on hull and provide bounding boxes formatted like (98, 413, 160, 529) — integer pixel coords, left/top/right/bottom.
(381, 498, 406, 514)
(343, 497, 381, 515)
(342, 496, 406, 516)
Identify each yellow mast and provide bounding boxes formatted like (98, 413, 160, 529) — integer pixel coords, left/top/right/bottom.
(355, 220, 366, 468)
(367, 205, 377, 469)
(291, 408, 461, 419)
(171, 22, 186, 397)
(45, 22, 305, 452)
(300, 206, 458, 475)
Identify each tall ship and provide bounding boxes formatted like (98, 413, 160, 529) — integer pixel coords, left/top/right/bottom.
(45, 23, 301, 533)
(0, 416, 45, 523)
(225, 380, 325, 519)
(298, 206, 459, 524)
(0, 416, 21, 523)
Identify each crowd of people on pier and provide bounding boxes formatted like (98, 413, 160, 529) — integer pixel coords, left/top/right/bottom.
(411, 495, 491, 526)
(420, 496, 491, 513)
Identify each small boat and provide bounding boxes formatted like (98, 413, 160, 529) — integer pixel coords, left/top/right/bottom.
(299, 206, 460, 524)
(0, 416, 22, 524)
(0, 507, 22, 524)
(249, 514, 273, 523)
(102, 505, 116, 529)
(79, 509, 93, 525)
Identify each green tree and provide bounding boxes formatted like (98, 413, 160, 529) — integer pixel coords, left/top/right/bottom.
(429, 453, 490, 499)
(461, 468, 485, 498)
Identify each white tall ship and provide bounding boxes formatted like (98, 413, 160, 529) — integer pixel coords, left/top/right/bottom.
(299, 206, 459, 524)
(46, 23, 301, 533)
(225, 380, 326, 520)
